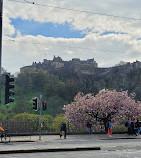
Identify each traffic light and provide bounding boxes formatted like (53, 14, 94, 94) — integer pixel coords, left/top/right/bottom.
(42, 101, 47, 111)
(33, 97, 38, 111)
(5, 74, 15, 105)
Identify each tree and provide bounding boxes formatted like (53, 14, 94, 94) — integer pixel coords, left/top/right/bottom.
(64, 89, 141, 132)
(12, 93, 30, 113)
(46, 96, 68, 116)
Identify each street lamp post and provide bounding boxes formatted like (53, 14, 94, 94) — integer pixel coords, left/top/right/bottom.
(0, 0, 3, 104)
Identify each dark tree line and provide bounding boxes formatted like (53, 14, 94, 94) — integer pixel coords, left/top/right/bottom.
(2, 62, 141, 116)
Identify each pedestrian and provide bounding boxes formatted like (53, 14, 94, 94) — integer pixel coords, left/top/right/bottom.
(87, 120, 92, 134)
(125, 118, 131, 135)
(0, 122, 4, 142)
(60, 122, 67, 139)
(0, 122, 4, 132)
(130, 120, 135, 135)
(107, 120, 112, 137)
(135, 118, 141, 136)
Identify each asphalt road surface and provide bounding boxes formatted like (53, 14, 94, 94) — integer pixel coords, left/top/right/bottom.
(1, 134, 141, 158)
(1, 149, 141, 158)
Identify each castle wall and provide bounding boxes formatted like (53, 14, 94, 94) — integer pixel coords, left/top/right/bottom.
(51, 62, 64, 68)
(20, 57, 98, 73)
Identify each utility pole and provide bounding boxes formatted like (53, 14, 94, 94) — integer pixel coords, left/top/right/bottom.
(39, 95, 42, 140)
(0, 0, 2, 74)
(0, 0, 3, 104)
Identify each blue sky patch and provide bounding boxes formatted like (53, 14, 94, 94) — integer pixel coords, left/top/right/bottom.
(101, 31, 126, 36)
(10, 18, 86, 38)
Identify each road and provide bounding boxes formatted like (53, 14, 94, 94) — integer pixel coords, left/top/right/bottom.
(1, 149, 141, 158)
(0, 134, 141, 158)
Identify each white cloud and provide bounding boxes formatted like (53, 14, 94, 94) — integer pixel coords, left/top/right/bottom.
(3, 14, 15, 36)
(66, 50, 74, 54)
(2, 0, 141, 73)
(3, 32, 140, 73)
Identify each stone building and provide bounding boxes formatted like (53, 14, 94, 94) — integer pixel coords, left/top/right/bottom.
(20, 56, 98, 73)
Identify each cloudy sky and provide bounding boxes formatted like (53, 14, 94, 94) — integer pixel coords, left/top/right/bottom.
(2, 0, 141, 74)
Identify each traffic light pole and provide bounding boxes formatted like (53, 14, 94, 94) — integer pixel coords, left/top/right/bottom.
(39, 95, 42, 140)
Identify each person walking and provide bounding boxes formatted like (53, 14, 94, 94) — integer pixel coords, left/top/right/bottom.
(87, 120, 92, 134)
(136, 119, 141, 136)
(125, 118, 131, 135)
(60, 122, 67, 139)
(130, 121, 135, 135)
(108, 120, 112, 137)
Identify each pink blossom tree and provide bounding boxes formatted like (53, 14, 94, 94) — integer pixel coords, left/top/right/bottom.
(64, 89, 141, 132)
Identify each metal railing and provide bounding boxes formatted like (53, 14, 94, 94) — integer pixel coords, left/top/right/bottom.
(2, 120, 89, 135)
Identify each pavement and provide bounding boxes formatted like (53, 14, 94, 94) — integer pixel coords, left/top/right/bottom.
(0, 134, 141, 154)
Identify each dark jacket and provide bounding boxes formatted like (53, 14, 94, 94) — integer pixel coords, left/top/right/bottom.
(135, 120, 140, 128)
(87, 122, 92, 128)
(60, 122, 66, 131)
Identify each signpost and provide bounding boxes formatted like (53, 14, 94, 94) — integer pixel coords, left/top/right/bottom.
(33, 95, 47, 140)
(39, 95, 42, 140)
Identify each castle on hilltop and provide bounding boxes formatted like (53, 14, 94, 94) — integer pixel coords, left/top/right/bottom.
(20, 56, 98, 74)
(20, 55, 141, 77)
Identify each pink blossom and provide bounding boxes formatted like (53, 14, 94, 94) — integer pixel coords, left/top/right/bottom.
(64, 89, 141, 131)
